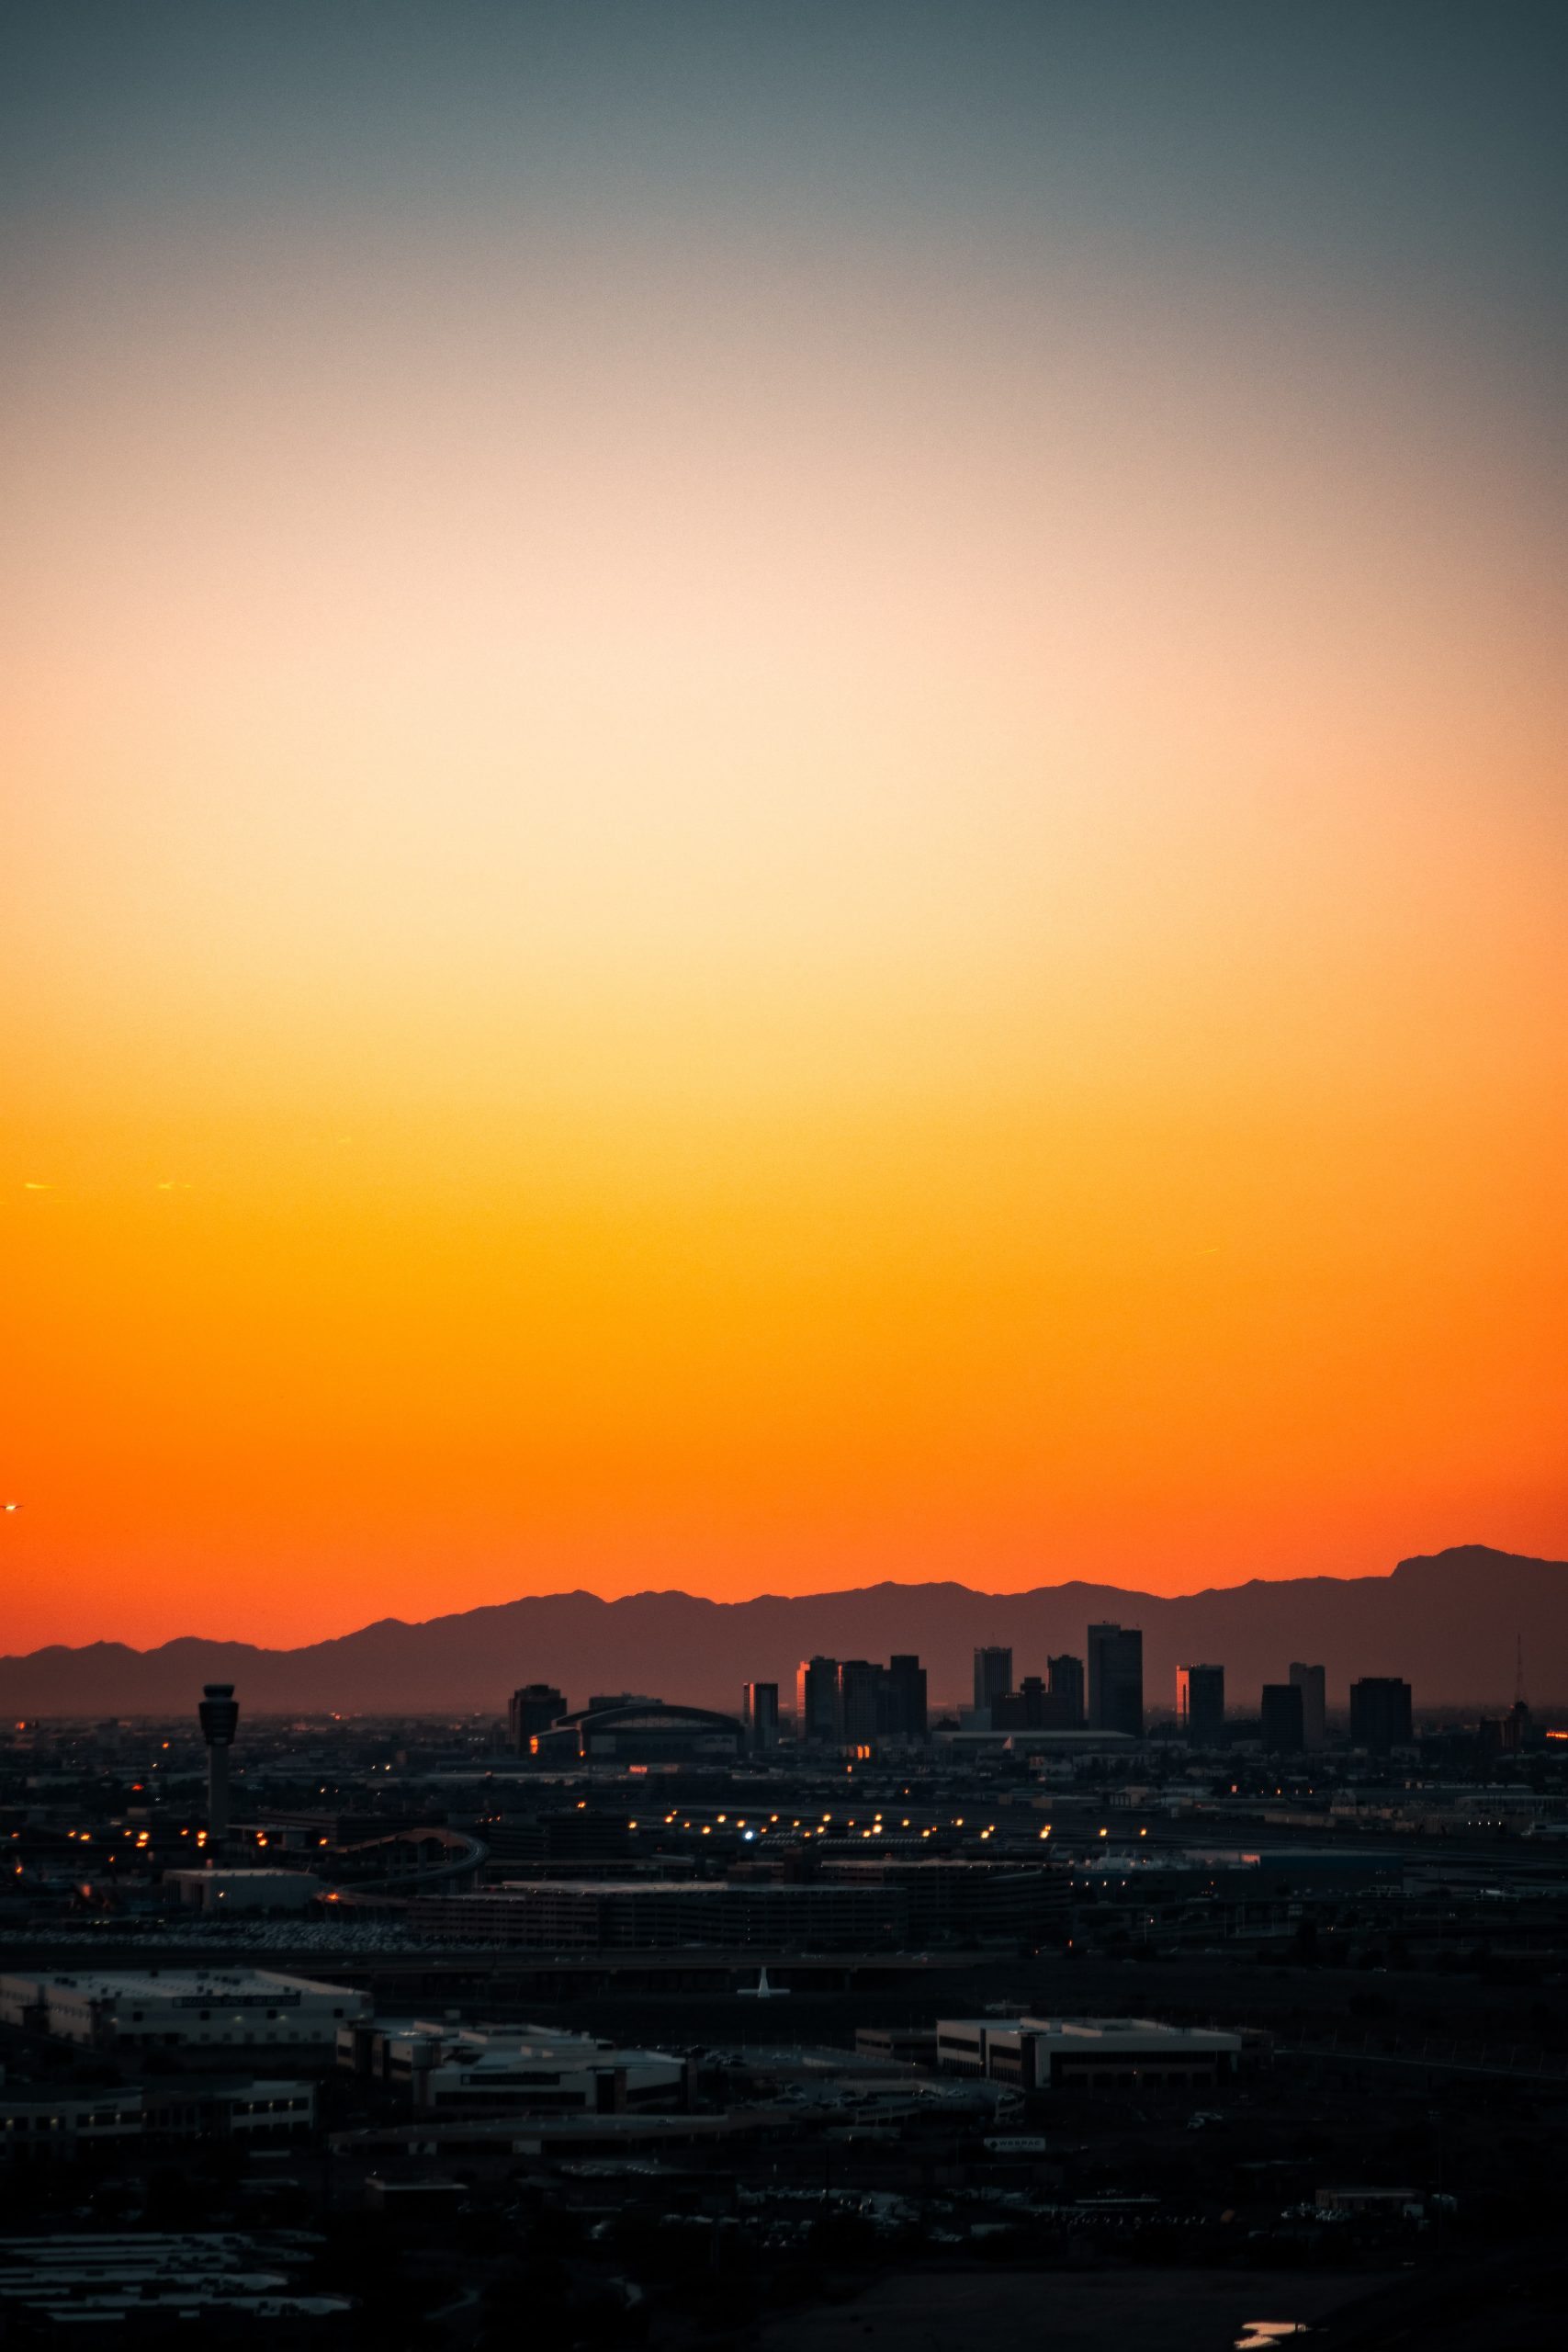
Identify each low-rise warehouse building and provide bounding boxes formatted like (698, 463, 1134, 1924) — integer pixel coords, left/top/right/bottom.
(818, 1859, 1069, 1944)
(935, 2015, 1243, 2092)
(409, 1879, 907, 1950)
(338, 2018, 686, 2113)
(164, 1868, 324, 1913)
(0, 2079, 315, 2161)
(0, 2231, 350, 2327)
(0, 1968, 367, 2053)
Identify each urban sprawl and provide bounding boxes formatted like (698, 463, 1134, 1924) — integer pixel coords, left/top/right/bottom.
(3, 1628, 1566, 2346)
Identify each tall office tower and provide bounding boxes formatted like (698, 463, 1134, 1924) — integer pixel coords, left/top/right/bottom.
(882, 1655, 929, 1741)
(1289, 1662, 1327, 1750)
(197, 1682, 240, 1846)
(1480, 1699, 1529, 1758)
(973, 1646, 1014, 1718)
(508, 1684, 567, 1752)
(795, 1657, 840, 1746)
(1088, 1623, 1144, 1736)
(741, 1681, 780, 1750)
(837, 1659, 883, 1747)
(1176, 1663, 1226, 1745)
(1349, 1677, 1413, 1753)
(1046, 1653, 1086, 1727)
(1000, 1675, 1049, 1730)
(1260, 1681, 1306, 1751)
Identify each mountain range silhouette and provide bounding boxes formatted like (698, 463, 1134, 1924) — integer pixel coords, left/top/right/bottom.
(4, 1546, 1564, 1717)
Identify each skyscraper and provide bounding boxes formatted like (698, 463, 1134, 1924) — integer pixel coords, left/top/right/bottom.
(882, 1655, 929, 1741)
(795, 1657, 840, 1746)
(1176, 1663, 1225, 1745)
(1350, 1677, 1413, 1753)
(837, 1659, 882, 1747)
(1260, 1681, 1305, 1751)
(994, 1675, 1046, 1730)
(742, 1681, 780, 1750)
(1289, 1662, 1327, 1750)
(1088, 1623, 1144, 1736)
(1046, 1653, 1086, 1727)
(973, 1646, 1013, 1719)
(508, 1684, 566, 1752)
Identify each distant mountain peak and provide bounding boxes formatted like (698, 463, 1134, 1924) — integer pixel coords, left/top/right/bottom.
(3, 1548, 1564, 1715)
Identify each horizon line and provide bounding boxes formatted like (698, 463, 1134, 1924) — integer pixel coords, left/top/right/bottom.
(5, 1542, 1556, 1664)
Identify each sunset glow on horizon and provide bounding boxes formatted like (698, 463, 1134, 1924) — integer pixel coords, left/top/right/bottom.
(5, 3, 1566, 1651)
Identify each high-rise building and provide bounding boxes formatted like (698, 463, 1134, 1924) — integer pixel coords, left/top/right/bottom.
(197, 1683, 239, 1845)
(998, 1675, 1045, 1730)
(837, 1660, 882, 1747)
(882, 1655, 929, 1742)
(1176, 1664, 1225, 1745)
(795, 1657, 840, 1746)
(991, 1674, 1066, 1731)
(1479, 1700, 1529, 1759)
(1350, 1677, 1413, 1753)
(508, 1684, 566, 1752)
(1046, 1654, 1085, 1727)
(1088, 1624, 1144, 1736)
(1260, 1681, 1305, 1751)
(973, 1647, 1013, 1719)
(741, 1681, 780, 1750)
(1289, 1662, 1327, 1750)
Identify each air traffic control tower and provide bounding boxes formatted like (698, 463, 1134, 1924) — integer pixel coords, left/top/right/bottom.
(197, 1682, 240, 1848)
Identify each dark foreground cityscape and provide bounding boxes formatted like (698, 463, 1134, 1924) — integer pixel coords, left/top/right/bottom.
(3, 1630, 1567, 2348)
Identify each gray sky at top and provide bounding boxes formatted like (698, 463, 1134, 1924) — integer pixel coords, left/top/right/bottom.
(3, 2, 1563, 364)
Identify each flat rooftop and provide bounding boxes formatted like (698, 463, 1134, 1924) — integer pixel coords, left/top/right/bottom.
(5, 1967, 356, 1999)
(490, 1881, 730, 1896)
(942, 2015, 1242, 2048)
(164, 1870, 320, 1883)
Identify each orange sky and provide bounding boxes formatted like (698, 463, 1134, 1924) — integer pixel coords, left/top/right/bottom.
(5, 6, 1566, 1650)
